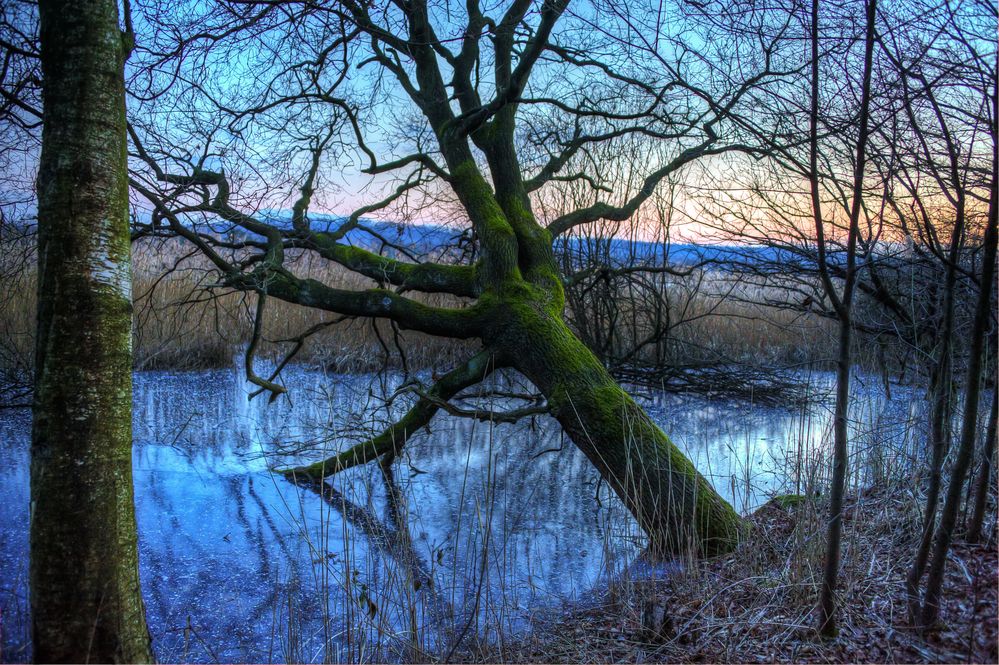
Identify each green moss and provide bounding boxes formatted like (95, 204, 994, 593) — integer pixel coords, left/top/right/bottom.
(312, 237, 478, 297)
(30, 1, 153, 658)
(772, 493, 809, 509)
(451, 161, 522, 285)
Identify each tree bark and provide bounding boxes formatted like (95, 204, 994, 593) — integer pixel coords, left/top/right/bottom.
(817, 314, 853, 636)
(967, 392, 998, 544)
(30, 0, 153, 661)
(488, 296, 743, 556)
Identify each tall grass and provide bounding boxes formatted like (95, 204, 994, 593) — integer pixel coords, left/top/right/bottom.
(569, 270, 831, 368)
(0, 234, 34, 403)
(0, 237, 475, 379)
(0, 236, 841, 384)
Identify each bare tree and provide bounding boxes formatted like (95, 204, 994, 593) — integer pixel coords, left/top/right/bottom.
(808, 0, 877, 637)
(122, 0, 800, 555)
(867, 0, 999, 627)
(915, 29, 998, 624)
(671, 0, 994, 632)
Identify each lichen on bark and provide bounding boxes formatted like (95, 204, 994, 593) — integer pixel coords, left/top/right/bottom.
(30, 0, 153, 661)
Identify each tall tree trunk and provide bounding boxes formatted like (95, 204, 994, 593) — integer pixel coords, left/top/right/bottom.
(967, 392, 998, 544)
(906, 328, 956, 622)
(810, 0, 876, 637)
(817, 316, 853, 636)
(918, 153, 998, 627)
(31, 0, 153, 661)
(490, 299, 743, 556)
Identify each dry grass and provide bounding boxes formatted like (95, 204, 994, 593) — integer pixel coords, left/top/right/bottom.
(651, 279, 833, 368)
(129, 239, 478, 372)
(467, 488, 997, 664)
(0, 237, 34, 403)
(0, 238, 475, 379)
(0, 237, 838, 383)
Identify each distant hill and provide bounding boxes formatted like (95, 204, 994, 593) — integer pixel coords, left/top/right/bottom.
(255, 212, 804, 269)
(0, 208, 861, 272)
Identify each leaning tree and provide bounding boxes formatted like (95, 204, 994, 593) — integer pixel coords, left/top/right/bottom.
(127, 0, 790, 555)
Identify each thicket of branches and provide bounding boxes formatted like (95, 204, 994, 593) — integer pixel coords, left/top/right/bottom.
(0, 0, 996, 637)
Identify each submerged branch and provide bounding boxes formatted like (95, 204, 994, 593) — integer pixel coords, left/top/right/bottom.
(276, 350, 500, 480)
(415, 388, 550, 424)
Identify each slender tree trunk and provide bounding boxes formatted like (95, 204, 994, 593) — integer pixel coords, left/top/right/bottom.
(918, 161, 998, 627)
(967, 390, 999, 543)
(906, 352, 955, 621)
(491, 300, 743, 556)
(811, 0, 876, 637)
(967, 392, 998, 543)
(30, 0, 153, 661)
(818, 316, 853, 636)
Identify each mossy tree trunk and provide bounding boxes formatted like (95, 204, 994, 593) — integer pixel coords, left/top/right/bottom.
(283, 256, 743, 556)
(30, 0, 152, 661)
(488, 299, 742, 555)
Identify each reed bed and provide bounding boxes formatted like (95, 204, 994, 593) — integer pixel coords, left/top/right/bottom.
(0, 238, 475, 379)
(0, 237, 839, 384)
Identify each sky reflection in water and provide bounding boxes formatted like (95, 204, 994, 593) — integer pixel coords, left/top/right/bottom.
(0, 367, 918, 662)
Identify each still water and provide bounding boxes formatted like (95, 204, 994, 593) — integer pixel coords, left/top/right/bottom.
(0, 367, 918, 662)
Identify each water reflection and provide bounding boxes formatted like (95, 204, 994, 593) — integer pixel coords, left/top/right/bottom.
(0, 366, 918, 662)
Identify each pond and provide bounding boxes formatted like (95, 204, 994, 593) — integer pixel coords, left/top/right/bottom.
(0, 366, 921, 662)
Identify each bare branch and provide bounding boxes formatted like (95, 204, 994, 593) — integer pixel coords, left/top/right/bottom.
(277, 350, 500, 478)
